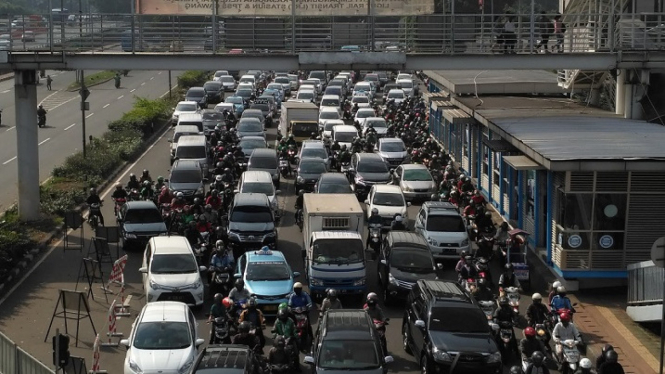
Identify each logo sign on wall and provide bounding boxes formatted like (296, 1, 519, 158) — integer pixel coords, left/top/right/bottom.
(567, 234, 582, 249)
(598, 235, 614, 249)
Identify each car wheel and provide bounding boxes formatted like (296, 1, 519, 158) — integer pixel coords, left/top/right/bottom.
(420, 354, 429, 374)
(402, 323, 412, 355)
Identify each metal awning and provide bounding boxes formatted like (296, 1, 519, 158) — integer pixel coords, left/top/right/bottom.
(423, 91, 449, 106)
(503, 155, 545, 170)
(442, 108, 474, 125)
(431, 100, 453, 111)
(482, 138, 515, 152)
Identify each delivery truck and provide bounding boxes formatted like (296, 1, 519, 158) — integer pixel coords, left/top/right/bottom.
(279, 102, 319, 144)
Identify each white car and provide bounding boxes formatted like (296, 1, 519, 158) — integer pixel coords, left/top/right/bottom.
(238, 170, 280, 216)
(354, 108, 376, 127)
(121, 301, 204, 374)
(386, 89, 406, 104)
(214, 102, 236, 115)
(353, 82, 374, 100)
(171, 101, 199, 123)
(319, 107, 342, 130)
(212, 70, 229, 81)
(365, 184, 409, 228)
(139, 236, 207, 307)
(218, 75, 237, 91)
(362, 117, 387, 137)
(293, 89, 316, 103)
(351, 94, 371, 109)
(397, 78, 416, 97)
(396, 73, 413, 81)
(322, 119, 345, 139)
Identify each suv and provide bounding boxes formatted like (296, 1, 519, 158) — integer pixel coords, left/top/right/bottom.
(191, 345, 263, 374)
(305, 310, 394, 374)
(414, 201, 470, 260)
(378, 232, 440, 304)
(349, 153, 391, 199)
(227, 193, 277, 253)
(168, 159, 206, 201)
(402, 280, 502, 374)
(117, 201, 168, 250)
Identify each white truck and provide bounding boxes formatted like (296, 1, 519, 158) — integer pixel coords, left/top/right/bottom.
(302, 193, 367, 298)
(279, 102, 319, 144)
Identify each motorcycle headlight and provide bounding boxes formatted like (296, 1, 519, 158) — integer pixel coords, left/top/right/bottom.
(297, 176, 304, 183)
(125, 233, 137, 239)
(353, 277, 366, 286)
(149, 279, 162, 290)
(509, 300, 519, 307)
(178, 357, 194, 374)
(432, 347, 453, 363)
(427, 237, 438, 246)
(487, 351, 502, 364)
(388, 273, 398, 285)
(310, 278, 323, 286)
(461, 239, 469, 246)
(128, 358, 143, 374)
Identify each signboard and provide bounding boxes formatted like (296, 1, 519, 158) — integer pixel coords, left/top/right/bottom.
(568, 235, 582, 249)
(137, 0, 435, 16)
(598, 235, 614, 249)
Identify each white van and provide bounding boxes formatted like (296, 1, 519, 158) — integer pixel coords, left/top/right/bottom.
(331, 124, 358, 149)
(173, 135, 210, 176)
(170, 125, 204, 160)
(239, 74, 256, 86)
(320, 94, 341, 109)
(177, 112, 204, 132)
(318, 106, 342, 130)
(322, 119, 345, 139)
(238, 170, 280, 218)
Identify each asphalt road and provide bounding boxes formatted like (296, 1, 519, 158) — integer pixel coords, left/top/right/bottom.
(0, 89, 560, 374)
(0, 69, 179, 211)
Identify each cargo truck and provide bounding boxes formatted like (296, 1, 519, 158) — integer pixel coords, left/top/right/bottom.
(279, 102, 319, 145)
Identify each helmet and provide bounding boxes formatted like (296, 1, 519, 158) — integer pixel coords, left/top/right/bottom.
(222, 297, 233, 308)
(477, 278, 487, 287)
(371, 208, 378, 215)
(498, 297, 509, 307)
(238, 321, 250, 334)
(143, 180, 150, 186)
(176, 192, 184, 198)
(274, 335, 286, 347)
(277, 309, 289, 320)
(553, 281, 562, 289)
(532, 293, 543, 301)
(464, 255, 473, 263)
(157, 176, 164, 182)
(367, 299, 377, 307)
(224, 168, 230, 173)
(235, 279, 244, 288)
(247, 297, 257, 308)
(531, 351, 545, 365)
(524, 327, 536, 338)
(485, 211, 492, 218)
(602, 344, 614, 353)
(557, 286, 566, 293)
(395, 215, 403, 222)
(129, 173, 136, 180)
(278, 302, 288, 311)
(505, 263, 514, 271)
(216, 162, 223, 169)
(559, 311, 571, 322)
(324, 289, 337, 299)
(216, 175, 223, 182)
(215, 240, 224, 248)
(509, 366, 522, 374)
(605, 349, 618, 363)
(367, 292, 378, 302)
(199, 215, 206, 222)
(298, 190, 304, 196)
(89, 188, 96, 194)
(142, 169, 149, 175)
(214, 293, 223, 303)
(293, 282, 303, 290)
(580, 358, 593, 369)
(115, 184, 122, 189)
(460, 250, 467, 257)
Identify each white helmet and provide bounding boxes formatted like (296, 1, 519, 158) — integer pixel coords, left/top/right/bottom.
(552, 281, 562, 289)
(366, 292, 378, 301)
(395, 215, 403, 222)
(532, 293, 542, 301)
(557, 286, 566, 293)
(580, 358, 592, 369)
(293, 282, 303, 290)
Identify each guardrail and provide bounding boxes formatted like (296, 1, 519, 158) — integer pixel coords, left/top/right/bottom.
(2, 12, 665, 54)
(0, 330, 54, 374)
(628, 260, 664, 306)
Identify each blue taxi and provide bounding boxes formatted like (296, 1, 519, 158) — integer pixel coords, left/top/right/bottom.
(234, 248, 300, 315)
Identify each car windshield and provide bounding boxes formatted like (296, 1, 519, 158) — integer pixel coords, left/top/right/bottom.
(151, 254, 198, 274)
(403, 169, 433, 181)
(214, 71, 228, 77)
(373, 192, 404, 206)
(391, 248, 434, 270)
(175, 146, 206, 159)
(430, 307, 490, 333)
(299, 161, 326, 174)
(399, 81, 413, 88)
(187, 91, 204, 99)
(175, 103, 197, 112)
(252, 104, 269, 112)
(240, 139, 266, 150)
(238, 122, 263, 133)
(202, 112, 224, 121)
(275, 78, 289, 84)
(170, 169, 201, 184)
(267, 84, 282, 91)
(365, 120, 386, 128)
(250, 156, 277, 169)
(325, 87, 341, 95)
(329, 80, 344, 87)
(318, 181, 352, 194)
(242, 182, 274, 195)
(355, 84, 371, 91)
(388, 91, 404, 98)
(230, 205, 272, 223)
(204, 82, 221, 91)
(298, 92, 314, 99)
(236, 89, 252, 97)
(301, 148, 327, 160)
(320, 111, 339, 119)
(246, 261, 290, 281)
(312, 239, 363, 264)
(426, 215, 466, 232)
(335, 132, 356, 142)
(318, 340, 380, 370)
(365, 75, 378, 82)
(133, 322, 191, 350)
(226, 96, 243, 104)
(352, 96, 369, 104)
(124, 208, 163, 223)
(358, 161, 388, 173)
(324, 122, 339, 131)
(220, 76, 235, 83)
(309, 72, 326, 80)
(380, 142, 405, 152)
(356, 110, 374, 119)
(321, 98, 340, 107)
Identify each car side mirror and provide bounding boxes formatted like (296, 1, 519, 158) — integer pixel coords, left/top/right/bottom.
(293, 271, 300, 278)
(380, 259, 387, 265)
(437, 263, 444, 270)
(234, 189, 239, 194)
(119, 339, 129, 348)
(364, 199, 369, 204)
(234, 273, 241, 278)
(275, 190, 281, 194)
(199, 266, 208, 272)
(138, 267, 148, 273)
(415, 320, 426, 329)
(415, 223, 423, 230)
(303, 356, 315, 365)
(407, 202, 412, 207)
(203, 178, 209, 182)
(195, 338, 205, 347)
(168, 139, 173, 143)
(384, 356, 394, 364)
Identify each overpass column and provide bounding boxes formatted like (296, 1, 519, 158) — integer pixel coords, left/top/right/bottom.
(615, 68, 625, 116)
(14, 70, 40, 221)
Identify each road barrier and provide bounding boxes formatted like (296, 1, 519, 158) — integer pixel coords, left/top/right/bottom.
(99, 300, 123, 347)
(103, 254, 131, 317)
(88, 334, 107, 374)
(0, 330, 54, 374)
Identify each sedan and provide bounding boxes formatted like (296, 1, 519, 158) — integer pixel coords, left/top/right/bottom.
(117, 201, 168, 250)
(351, 95, 371, 109)
(354, 108, 376, 127)
(237, 118, 265, 139)
(201, 110, 224, 136)
(218, 75, 237, 92)
(273, 77, 292, 96)
(393, 164, 437, 201)
(172, 101, 199, 124)
(121, 302, 204, 374)
(315, 172, 352, 194)
(295, 157, 328, 193)
(185, 87, 208, 109)
(238, 136, 268, 162)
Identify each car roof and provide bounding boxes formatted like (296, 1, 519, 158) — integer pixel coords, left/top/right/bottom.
(243, 109, 263, 114)
(245, 248, 286, 263)
(372, 184, 402, 194)
(332, 125, 357, 132)
(174, 125, 203, 134)
(401, 163, 429, 170)
(358, 153, 383, 162)
(311, 231, 362, 240)
(417, 280, 472, 304)
(150, 236, 193, 255)
(365, 117, 385, 122)
(178, 112, 203, 121)
(239, 136, 266, 143)
(379, 137, 404, 144)
(386, 231, 429, 248)
(233, 193, 270, 206)
(176, 101, 199, 107)
(323, 310, 374, 340)
(196, 345, 252, 371)
(299, 157, 326, 165)
(319, 173, 348, 183)
(238, 118, 261, 124)
(388, 89, 405, 94)
(125, 200, 159, 210)
(250, 148, 277, 157)
(172, 159, 202, 170)
(357, 108, 375, 113)
(140, 301, 189, 323)
(241, 170, 273, 184)
(301, 140, 326, 148)
(319, 106, 339, 112)
(177, 135, 206, 145)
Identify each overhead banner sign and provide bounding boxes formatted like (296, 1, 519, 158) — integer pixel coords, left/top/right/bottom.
(137, 0, 434, 16)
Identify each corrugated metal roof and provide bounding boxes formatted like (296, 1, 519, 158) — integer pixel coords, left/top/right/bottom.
(423, 91, 449, 106)
(503, 155, 545, 170)
(431, 100, 454, 110)
(494, 116, 665, 161)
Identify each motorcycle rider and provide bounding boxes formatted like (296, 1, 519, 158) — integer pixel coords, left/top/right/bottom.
(429, 153, 442, 171)
(171, 192, 186, 210)
(295, 190, 305, 223)
(551, 286, 576, 315)
(339, 145, 351, 165)
(184, 220, 205, 248)
(286, 134, 297, 148)
(206, 190, 223, 211)
(140, 169, 152, 184)
(37, 105, 47, 126)
(366, 208, 382, 250)
(524, 351, 550, 374)
(459, 255, 478, 283)
(580, 358, 593, 374)
(126, 174, 141, 190)
(498, 263, 522, 297)
(476, 211, 495, 234)
(454, 250, 468, 273)
(287, 282, 313, 339)
(229, 279, 251, 307)
(526, 293, 550, 327)
(202, 204, 219, 225)
(231, 321, 261, 353)
(207, 294, 232, 343)
(472, 278, 494, 301)
(140, 181, 155, 201)
(273, 309, 298, 357)
(548, 281, 562, 305)
(209, 246, 234, 285)
(155, 176, 166, 191)
(552, 311, 582, 367)
(320, 289, 343, 316)
(598, 350, 625, 374)
(364, 293, 387, 322)
(309, 132, 318, 140)
(221, 168, 234, 186)
(596, 344, 615, 370)
(390, 214, 407, 231)
(86, 188, 104, 226)
(520, 327, 547, 363)
(111, 184, 128, 215)
(238, 297, 266, 349)
(493, 297, 518, 353)
(331, 140, 341, 152)
(268, 336, 295, 372)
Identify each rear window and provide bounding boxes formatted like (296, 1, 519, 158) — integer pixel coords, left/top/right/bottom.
(430, 307, 490, 333)
(321, 98, 340, 107)
(124, 208, 163, 223)
(231, 205, 272, 223)
(250, 156, 277, 169)
(238, 122, 263, 133)
(425, 215, 465, 232)
(204, 82, 221, 91)
(357, 160, 388, 173)
(170, 168, 201, 183)
(175, 145, 206, 159)
(309, 71, 326, 80)
(325, 87, 341, 96)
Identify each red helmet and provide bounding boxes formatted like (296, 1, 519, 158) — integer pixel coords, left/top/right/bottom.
(524, 327, 536, 337)
(222, 297, 233, 308)
(559, 312, 571, 322)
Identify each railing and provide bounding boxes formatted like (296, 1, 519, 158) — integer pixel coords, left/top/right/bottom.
(628, 260, 664, 306)
(1, 12, 665, 54)
(0, 330, 55, 374)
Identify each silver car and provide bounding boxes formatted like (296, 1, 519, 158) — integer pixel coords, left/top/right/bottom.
(237, 118, 265, 139)
(375, 138, 408, 168)
(393, 164, 437, 201)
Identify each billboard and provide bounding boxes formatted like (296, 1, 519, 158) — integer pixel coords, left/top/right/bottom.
(136, 0, 434, 16)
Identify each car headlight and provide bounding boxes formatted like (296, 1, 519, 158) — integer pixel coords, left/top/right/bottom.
(388, 273, 398, 285)
(172, 113, 179, 119)
(461, 239, 469, 246)
(403, 185, 412, 192)
(432, 347, 453, 363)
(310, 278, 323, 286)
(128, 358, 143, 374)
(196, 187, 204, 195)
(297, 176, 304, 183)
(149, 279, 162, 290)
(353, 278, 366, 286)
(265, 230, 276, 238)
(125, 233, 137, 239)
(427, 237, 438, 246)
(487, 351, 502, 364)
(178, 357, 194, 374)
(183, 280, 202, 290)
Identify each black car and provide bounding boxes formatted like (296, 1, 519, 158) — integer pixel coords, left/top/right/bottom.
(383, 83, 399, 100)
(192, 345, 263, 374)
(203, 81, 223, 104)
(186, 87, 208, 109)
(378, 232, 441, 304)
(304, 309, 394, 374)
(296, 157, 328, 194)
(349, 153, 391, 199)
(402, 280, 502, 374)
(315, 172, 352, 194)
(117, 201, 168, 250)
(201, 109, 224, 136)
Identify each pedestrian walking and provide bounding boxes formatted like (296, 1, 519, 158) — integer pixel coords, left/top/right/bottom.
(502, 14, 517, 54)
(552, 14, 566, 53)
(46, 75, 52, 91)
(536, 12, 553, 53)
(491, 16, 505, 53)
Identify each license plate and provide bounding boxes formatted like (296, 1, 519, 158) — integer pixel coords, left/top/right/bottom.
(167, 295, 185, 301)
(263, 305, 278, 311)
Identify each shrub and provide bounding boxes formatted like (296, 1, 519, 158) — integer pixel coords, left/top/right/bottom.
(0, 220, 32, 282)
(177, 70, 209, 88)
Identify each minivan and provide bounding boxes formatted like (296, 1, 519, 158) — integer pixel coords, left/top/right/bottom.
(168, 159, 206, 201)
(185, 87, 208, 109)
(237, 171, 280, 218)
(320, 94, 341, 109)
(170, 125, 203, 160)
(173, 135, 210, 176)
(247, 148, 280, 188)
(331, 124, 358, 148)
(227, 193, 277, 255)
(176, 112, 204, 132)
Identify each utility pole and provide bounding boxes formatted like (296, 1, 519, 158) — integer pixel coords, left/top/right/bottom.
(168, 71, 172, 100)
(79, 71, 90, 157)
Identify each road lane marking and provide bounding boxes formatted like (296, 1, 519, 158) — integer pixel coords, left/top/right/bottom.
(103, 103, 110, 108)
(86, 112, 94, 118)
(3, 156, 16, 165)
(130, 89, 136, 92)
(1, 90, 9, 93)
(64, 123, 76, 131)
(158, 71, 162, 75)
(150, 77, 154, 80)
(6, 126, 15, 131)
(140, 82, 145, 86)
(117, 95, 124, 100)
(38, 137, 50, 146)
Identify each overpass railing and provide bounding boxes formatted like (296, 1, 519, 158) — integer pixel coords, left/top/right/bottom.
(628, 260, 664, 306)
(1, 12, 665, 54)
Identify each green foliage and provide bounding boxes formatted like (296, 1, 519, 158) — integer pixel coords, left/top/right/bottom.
(0, 219, 31, 282)
(68, 70, 117, 91)
(177, 71, 210, 89)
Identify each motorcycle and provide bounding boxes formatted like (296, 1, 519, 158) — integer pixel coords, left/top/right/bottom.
(557, 339, 581, 374)
(478, 300, 495, 324)
(269, 335, 299, 373)
(475, 233, 495, 260)
(114, 197, 127, 219)
(128, 189, 140, 201)
(494, 320, 517, 360)
(474, 257, 493, 286)
(534, 322, 552, 352)
(210, 266, 233, 296)
(373, 319, 389, 354)
(368, 223, 382, 255)
(88, 202, 102, 229)
(291, 306, 310, 352)
(287, 146, 297, 164)
(279, 158, 290, 177)
(504, 286, 521, 316)
(210, 316, 234, 344)
(37, 115, 46, 128)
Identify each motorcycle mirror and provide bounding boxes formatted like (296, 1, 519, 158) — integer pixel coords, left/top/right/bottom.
(138, 267, 148, 273)
(293, 271, 300, 278)
(195, 338, 205, 347)
(384, 356, 394, 364)
(275, 190, 281, 194)
(203, 178, 209, 182)
(407, 202, 412, 207)
(167, 139, 173, 143)
(234, 189, 239, 194)
(380, 259, 387, 265)
(414, 320, 426, 329)
(436, 263, 444, 270)
(199, 266, 208, 272)
(364, 199, 369, 204)
(303, 356, 315, 365)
